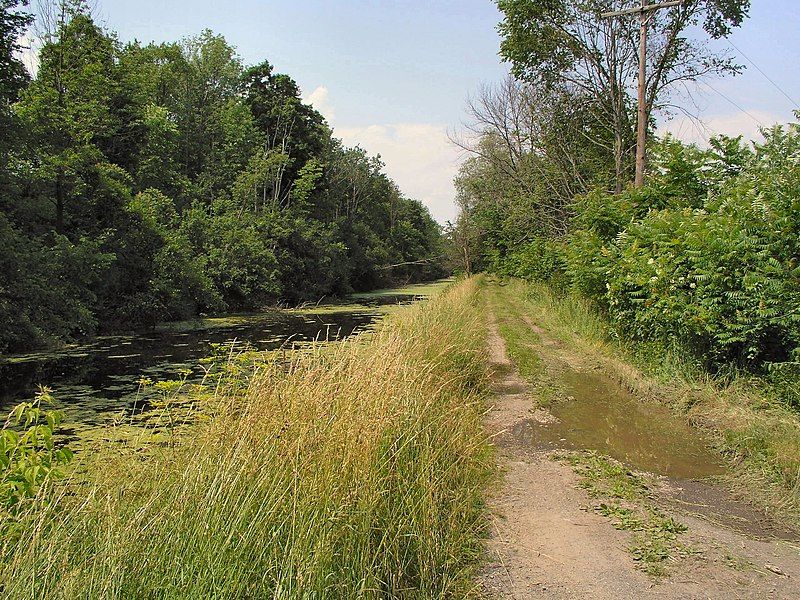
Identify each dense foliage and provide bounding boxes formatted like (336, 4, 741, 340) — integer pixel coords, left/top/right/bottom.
(450, 0, 800, 383)
(566, 131, 800, 372)
(459, 125, 800, 381)
(0, 3, 443, 353)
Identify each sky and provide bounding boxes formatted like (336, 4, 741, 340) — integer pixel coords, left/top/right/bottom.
(19, 0, 800, 223)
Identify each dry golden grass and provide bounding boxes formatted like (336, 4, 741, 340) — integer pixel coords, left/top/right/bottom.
(1, 278, 492, 599)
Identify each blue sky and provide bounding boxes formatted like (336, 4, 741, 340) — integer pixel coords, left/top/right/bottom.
(23, 1, 800, 222)
(660, 1, 800, 147)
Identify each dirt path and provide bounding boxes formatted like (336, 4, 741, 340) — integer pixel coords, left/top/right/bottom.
(480, 312, 800, 599)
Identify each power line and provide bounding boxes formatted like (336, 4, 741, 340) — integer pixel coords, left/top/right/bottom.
(697, 79, 767, 129)
(728, 39, 800, 109)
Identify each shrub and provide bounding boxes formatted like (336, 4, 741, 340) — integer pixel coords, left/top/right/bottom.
(501, 236, 566, 282)
(1, 388, 73, 545)
(554, 125, 800, 372)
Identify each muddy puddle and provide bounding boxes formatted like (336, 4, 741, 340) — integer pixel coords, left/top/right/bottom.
(529, 367, 725, 479)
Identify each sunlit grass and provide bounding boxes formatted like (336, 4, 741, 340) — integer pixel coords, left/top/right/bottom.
(1, 278, 492, 599)
(485, 281, 544, 383)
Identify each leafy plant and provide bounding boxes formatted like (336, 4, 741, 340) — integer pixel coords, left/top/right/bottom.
(1, 387, 73, 541)
(559, 451, 690, 576)
(559, 126, 800, 373)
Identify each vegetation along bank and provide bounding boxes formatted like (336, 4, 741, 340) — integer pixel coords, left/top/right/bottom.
(0, 4, 444, 354)
(0, 278, 493, 598)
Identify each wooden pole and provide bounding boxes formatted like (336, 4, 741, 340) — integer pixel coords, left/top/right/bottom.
(635, 0, 649, 188)
(602, 0, 684, 188)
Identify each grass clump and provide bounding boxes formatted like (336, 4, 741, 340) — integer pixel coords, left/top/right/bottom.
(483, 280, 546, 385)
(0, 278, 492, 599)
(557, 451, 691, 576)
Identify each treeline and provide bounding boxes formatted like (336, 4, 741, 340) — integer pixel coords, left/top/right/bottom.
(448, 1, 800, 388)
(479, 131, 800, 378)
(0, 1, 443, 353)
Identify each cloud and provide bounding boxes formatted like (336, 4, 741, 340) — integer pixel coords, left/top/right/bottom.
(303, 85, 335, 123)
(304, 85, 459, 224)
(657, 109, 788, 147)
(14, 32, 40, 77)
(336, 122, 460, 224)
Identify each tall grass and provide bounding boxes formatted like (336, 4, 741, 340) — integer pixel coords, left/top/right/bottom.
(1, 278, 491, 599)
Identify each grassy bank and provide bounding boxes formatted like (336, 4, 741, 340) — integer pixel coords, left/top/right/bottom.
(489, 278, 800, 523)
(1, 279, 491, 599)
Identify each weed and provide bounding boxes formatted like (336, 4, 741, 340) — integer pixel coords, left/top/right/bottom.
(723, 551, 754, 571)
(558, 451, 690, 576)
(1, 388, 73, 547)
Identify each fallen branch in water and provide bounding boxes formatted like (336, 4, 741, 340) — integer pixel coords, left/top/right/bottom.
(378, 255, 445, 270)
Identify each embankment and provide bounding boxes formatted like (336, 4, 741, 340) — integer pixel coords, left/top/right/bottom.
(1, 278, 491, 599)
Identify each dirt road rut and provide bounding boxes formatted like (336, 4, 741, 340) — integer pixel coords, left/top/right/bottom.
(480, 313, 800, 599)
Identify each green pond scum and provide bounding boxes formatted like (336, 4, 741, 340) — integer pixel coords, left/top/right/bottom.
(0, 281, 448, 456)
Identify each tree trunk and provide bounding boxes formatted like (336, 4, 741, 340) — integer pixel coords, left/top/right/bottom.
(55, 167, 65, 233)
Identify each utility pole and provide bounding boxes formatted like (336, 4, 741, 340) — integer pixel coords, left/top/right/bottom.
(602, 0, 684, 188)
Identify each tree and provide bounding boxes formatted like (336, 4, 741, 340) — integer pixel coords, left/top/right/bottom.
(114, 40, 188, 181)
(0, 0, 32, 155)
(452, 76, 616, 237)
(17, 8, 119, 232)
(496, 0, 751, 190)
(0, 0, 32, 238)
(174, 30, 243, 196)
(241, 60, 327, 207)
(0, 14, 445, 353)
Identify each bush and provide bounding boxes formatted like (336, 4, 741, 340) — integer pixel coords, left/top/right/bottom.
(501, 236, 566, 282)
(561, 125, 800, 371)
(1, 388, 73, 545)
(562, 228, 612, 302)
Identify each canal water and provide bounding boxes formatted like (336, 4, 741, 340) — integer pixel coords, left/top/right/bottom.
(0, 284, 441, 435)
